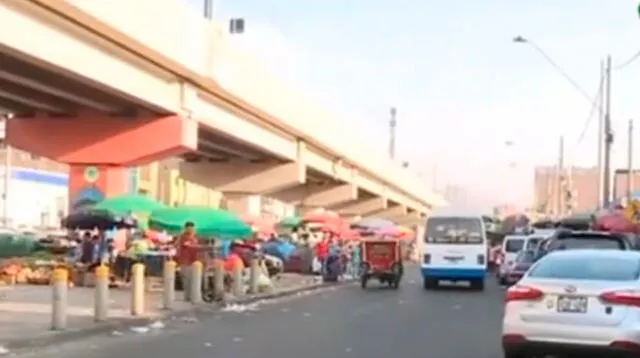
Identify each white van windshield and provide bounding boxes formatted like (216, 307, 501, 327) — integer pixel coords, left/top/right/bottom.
(425, 217, 483, 244)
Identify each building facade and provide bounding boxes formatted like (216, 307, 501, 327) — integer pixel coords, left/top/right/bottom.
(533, 166, 640, 215)
(0, 147, 294, 226)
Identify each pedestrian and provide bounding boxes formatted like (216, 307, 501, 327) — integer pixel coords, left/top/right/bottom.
(350, 242, 361, 277)
(175, 221, 199, 299)
(313, 235, 328, 275)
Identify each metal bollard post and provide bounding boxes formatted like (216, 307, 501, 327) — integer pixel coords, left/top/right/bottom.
(130, 263, 145, 316)
(213, 259, 225, 299)
(248, 258, 259, 294)
(190, 261, 203, 303)
(231, 260, 244, 297)
(94, 265, 109, 321)
(51, 267, 68, 330)
(162, 260, 176, 309)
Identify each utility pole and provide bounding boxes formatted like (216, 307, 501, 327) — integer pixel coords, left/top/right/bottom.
(389, 106, 397, 160)
(204, 0, 213, 19)
(0, 115, 10, 225)
(556, 136, 565, 217)
(602, 55, 613, 208)
(627, 119, 634, 200)
(597, 60, 605, 207)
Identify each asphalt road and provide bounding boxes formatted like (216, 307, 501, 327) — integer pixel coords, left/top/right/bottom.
(19, 267, 505, 358)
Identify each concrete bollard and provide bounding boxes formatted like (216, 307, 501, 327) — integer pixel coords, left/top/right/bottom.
(162, 260, 176, 309)
(231, 260, 244, 297)
(248, 258, 260, 294)
(51, 267, 68, 330)
(130, 263, 145, 316)
(94, 265, 109, 321)
(189, 261, 203, 303)
(213, 259, 225, 299)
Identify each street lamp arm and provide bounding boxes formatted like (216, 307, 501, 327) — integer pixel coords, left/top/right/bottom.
(515, 37, 595, 106)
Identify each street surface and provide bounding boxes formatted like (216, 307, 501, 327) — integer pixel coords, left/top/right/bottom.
(17, 267, 504, 358)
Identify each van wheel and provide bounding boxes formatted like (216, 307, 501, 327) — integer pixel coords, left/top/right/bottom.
(471, 279, 485, 291)
(423, 277, 437, 290)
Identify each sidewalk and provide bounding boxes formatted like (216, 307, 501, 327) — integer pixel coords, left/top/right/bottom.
(0, 273, 325, 351)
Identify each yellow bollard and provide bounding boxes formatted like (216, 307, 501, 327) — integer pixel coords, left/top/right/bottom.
(248, 258, 260, 294)
(130, 263, 145, 316)
(51, 268, 68, 330)
(213, 259, 225, 299)
(189, 261, 203, 303)
(162, 260, 176, 309)
(231, 260, 244, 297)
(94, 265, 110, 321)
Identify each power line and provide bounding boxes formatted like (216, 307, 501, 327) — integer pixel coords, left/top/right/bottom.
(575, 72, 604, 145)
(614, 49, 640, 70)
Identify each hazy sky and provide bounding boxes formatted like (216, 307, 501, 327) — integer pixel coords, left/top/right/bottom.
(185, 0, 640, 211)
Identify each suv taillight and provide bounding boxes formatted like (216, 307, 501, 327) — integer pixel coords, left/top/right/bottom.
(423, 254, 431, 264)
(477, 254, 485, 265)
(505, 285, 543, 302)
(599, 290, 640, 308)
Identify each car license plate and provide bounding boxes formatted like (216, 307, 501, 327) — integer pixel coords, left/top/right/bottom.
(556, 295, 588, 313)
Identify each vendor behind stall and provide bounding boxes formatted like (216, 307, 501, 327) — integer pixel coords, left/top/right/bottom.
(176, 221, 199, 299)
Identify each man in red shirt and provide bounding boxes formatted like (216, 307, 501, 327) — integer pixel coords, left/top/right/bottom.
(176, 222, 199, 300)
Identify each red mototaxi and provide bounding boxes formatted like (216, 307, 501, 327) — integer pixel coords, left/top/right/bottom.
(359, 238, 403, 290)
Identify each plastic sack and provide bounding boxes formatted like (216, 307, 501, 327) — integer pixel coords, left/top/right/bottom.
(256, 272, 273, 293)
(311, 256, 322, 274)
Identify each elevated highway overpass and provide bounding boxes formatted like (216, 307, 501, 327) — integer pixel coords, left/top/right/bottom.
(0, 0, 443, 223)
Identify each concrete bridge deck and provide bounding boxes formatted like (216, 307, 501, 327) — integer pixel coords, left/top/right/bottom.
(0, 0, 443, 223)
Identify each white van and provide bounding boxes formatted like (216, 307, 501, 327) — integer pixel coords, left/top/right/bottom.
(421, 215, 487, 290)
(497, 234, 549, 284)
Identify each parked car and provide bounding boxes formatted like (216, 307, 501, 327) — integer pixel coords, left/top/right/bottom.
(534, 230, 633, 261)
(503, 249, 536, 286)
(502, 250, 640, 357)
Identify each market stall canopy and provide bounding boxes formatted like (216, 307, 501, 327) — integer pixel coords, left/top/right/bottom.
(277, 216, 301, 229)
(593, 211, 639, 234)
(61, 208, 137, 230)
(148, 206, 251, 240)
(378, 225, 414, 240)
(241, 215, 276, 237)
(94, 194, 166, 215)
(351, 217, 396, 231)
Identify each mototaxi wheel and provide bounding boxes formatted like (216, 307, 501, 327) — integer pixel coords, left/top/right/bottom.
(360, 275, 368, 289)
(390, 277, 400, 289)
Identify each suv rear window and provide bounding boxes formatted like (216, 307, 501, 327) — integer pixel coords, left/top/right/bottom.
(504, 239, 524, 253)
(526, 237, 543, 250)
(528, 255, 640, 281)
(547, 236, 626, 251)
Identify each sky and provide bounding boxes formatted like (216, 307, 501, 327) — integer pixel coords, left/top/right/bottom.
(184, 0, 640, 212)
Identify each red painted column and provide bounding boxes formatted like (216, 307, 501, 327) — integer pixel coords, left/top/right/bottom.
(6, 112, 198, 211)
(68, 165, 129, 210)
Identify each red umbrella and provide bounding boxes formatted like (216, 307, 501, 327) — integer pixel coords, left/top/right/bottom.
(240, 215, 276, 237)
(303, 211, 344, 232)
(302, 211, 339, 223)
(593, 212, 639, 234)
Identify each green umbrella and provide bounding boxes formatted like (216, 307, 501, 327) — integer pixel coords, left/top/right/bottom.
(94, 194, 166, 216)
(148, 206, 252, 240)
(277, 216, 301, 228)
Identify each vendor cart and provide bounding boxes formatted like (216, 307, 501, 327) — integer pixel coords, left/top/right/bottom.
(359, 239, 403, 289)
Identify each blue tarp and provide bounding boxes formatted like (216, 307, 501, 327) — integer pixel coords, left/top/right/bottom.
(262, 239, 296, 261)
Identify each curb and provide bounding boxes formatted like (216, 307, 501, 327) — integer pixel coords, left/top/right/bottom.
(4, 280, 350, 352)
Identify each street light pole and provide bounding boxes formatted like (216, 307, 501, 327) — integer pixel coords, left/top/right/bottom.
(389, 107, 397, 160)
(603, 55, 613, 207)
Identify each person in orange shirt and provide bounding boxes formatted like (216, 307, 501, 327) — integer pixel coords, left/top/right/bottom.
(175, 222, 199, 299)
